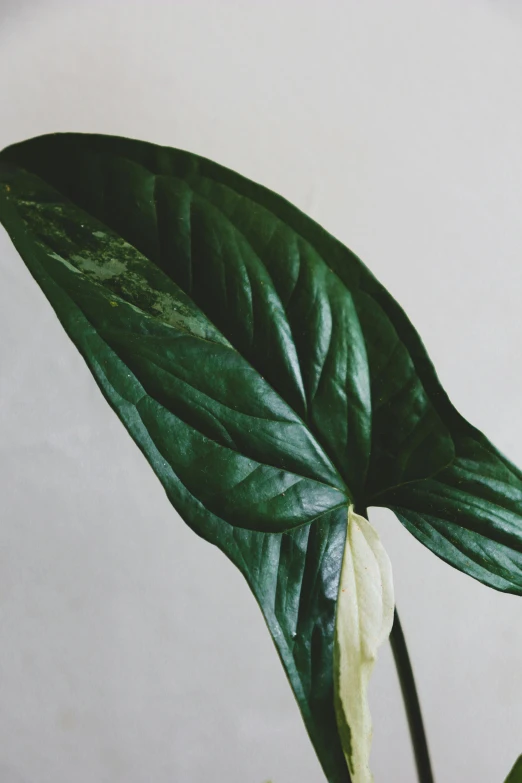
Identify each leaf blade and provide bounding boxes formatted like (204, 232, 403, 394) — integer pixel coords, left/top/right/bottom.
(0, 132, 455, 501)
(385, 430, 522, 593)
(505, 755, 522, 783)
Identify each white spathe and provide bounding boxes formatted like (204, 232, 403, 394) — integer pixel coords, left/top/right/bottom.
(334, 507, 395, 783)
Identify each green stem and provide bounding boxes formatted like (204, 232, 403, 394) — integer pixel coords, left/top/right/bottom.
(389, 610, 435, 783)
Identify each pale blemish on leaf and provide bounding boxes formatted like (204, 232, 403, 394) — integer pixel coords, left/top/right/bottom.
(71, 254, 128, 281)
(10, 184, 231, 347)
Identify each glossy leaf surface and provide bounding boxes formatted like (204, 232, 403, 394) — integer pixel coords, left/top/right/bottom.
(1, 133, 522, 782)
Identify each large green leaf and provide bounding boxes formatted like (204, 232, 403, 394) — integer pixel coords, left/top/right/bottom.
(1, 133, 521, 781)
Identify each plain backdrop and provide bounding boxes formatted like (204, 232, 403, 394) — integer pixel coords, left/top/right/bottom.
(1, 1, 522, 782)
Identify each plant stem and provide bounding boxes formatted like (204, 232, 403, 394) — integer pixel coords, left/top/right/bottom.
(389, 609, 435, 783)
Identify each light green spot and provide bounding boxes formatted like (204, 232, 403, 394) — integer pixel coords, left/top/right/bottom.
(71, 254, 127, 280)
(12, 192, 231, 347)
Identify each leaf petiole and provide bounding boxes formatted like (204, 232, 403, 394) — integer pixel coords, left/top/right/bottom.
(390, 610, 435, 783)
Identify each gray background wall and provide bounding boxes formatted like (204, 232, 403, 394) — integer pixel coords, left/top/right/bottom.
(1, 1, 522, 781)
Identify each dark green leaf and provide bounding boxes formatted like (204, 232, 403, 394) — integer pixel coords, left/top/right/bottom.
(505, 755, 522, 783)
(383, 430, 522, 593)
(1, 133, 521, 781)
